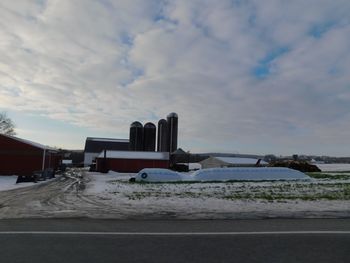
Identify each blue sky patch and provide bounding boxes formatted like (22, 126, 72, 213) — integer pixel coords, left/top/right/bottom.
(120, 67, 144, 87)
(253, 47, 289, 78)
(120, 32, 133, 46)
(309, 21, 336, 38)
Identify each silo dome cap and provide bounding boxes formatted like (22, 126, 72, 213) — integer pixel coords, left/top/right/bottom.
(167, 112, 178, 118)
(130, 121, 143, 127)
(144, 122, 156, 128)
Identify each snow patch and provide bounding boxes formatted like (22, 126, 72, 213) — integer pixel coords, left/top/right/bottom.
(0, 176, 39, 192)
(317, 163, 350, 172)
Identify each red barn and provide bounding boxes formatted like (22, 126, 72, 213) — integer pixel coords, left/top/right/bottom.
(96, 151, 169, 173)
(0, 134, 61, 176)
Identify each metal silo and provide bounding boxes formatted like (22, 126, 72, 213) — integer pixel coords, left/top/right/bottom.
(157, 119, 169, 152)
(143, 122, 156, 151)
(129, 121, 143, 151)
(167, 112, 178, 153)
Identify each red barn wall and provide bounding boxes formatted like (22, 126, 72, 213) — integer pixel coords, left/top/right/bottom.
(96, 158, 169, 173)
(0, 155, 43, 176)
(0, 135, 60, 176)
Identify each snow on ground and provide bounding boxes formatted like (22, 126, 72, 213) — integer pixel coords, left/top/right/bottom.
(81, 170, 350, 219)
(0, 176, 42, 192)
(1, 168, 349, 219)
(317, 163, 350, 172)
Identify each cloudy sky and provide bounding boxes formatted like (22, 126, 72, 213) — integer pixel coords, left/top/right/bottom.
(1, 0, 350, 156)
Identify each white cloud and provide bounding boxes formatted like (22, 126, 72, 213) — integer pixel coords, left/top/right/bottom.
(0, 0, 350, 155)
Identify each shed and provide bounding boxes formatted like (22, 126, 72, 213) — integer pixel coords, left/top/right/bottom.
(200, 156, 268, 169)
(0, 134, 61, 176)
(83, 137, 129, 166)
(96, 150, 169, 173)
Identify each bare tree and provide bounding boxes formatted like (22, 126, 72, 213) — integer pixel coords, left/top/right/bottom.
(0, 112, 16, 136)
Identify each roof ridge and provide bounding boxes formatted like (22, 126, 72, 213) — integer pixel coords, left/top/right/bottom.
(0, 133, 56, 151)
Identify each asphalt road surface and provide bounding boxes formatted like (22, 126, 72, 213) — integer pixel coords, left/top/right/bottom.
(0, 218, 349, 263)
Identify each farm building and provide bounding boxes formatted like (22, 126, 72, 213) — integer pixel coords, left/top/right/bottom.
(83, 137, 129, 166)
(0, 134, 61, 176)
(96, 150, 169, 173)
(200, 156, 268, 169)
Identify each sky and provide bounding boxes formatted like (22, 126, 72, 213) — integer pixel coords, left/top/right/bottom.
(0, 0, 350, 156)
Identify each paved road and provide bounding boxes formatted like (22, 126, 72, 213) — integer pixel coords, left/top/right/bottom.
(0, 218, 349, 263)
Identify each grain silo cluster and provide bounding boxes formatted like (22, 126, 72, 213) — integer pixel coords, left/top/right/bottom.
(89, 113, 179, 173)
(129, 112, 178, 153)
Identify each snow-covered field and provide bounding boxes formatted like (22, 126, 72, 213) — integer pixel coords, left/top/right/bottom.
(81, 170, 350, 219)
(1, 165, 349, 219)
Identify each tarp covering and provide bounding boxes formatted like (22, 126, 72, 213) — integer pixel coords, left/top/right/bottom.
(135, 167, 310, 182)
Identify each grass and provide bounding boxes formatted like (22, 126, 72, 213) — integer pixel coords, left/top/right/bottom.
(223, 187, 350, 201)
(114, 171, 350, 202)
(123, 182, 350, 201)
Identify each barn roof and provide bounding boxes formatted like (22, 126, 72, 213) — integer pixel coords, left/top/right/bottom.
(84, 137, 129, 153)
(97, 150, 169, 160)
(0, 133, 57, 151)
(171, 148, 188, 155)
(87, 137, 129, 143)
